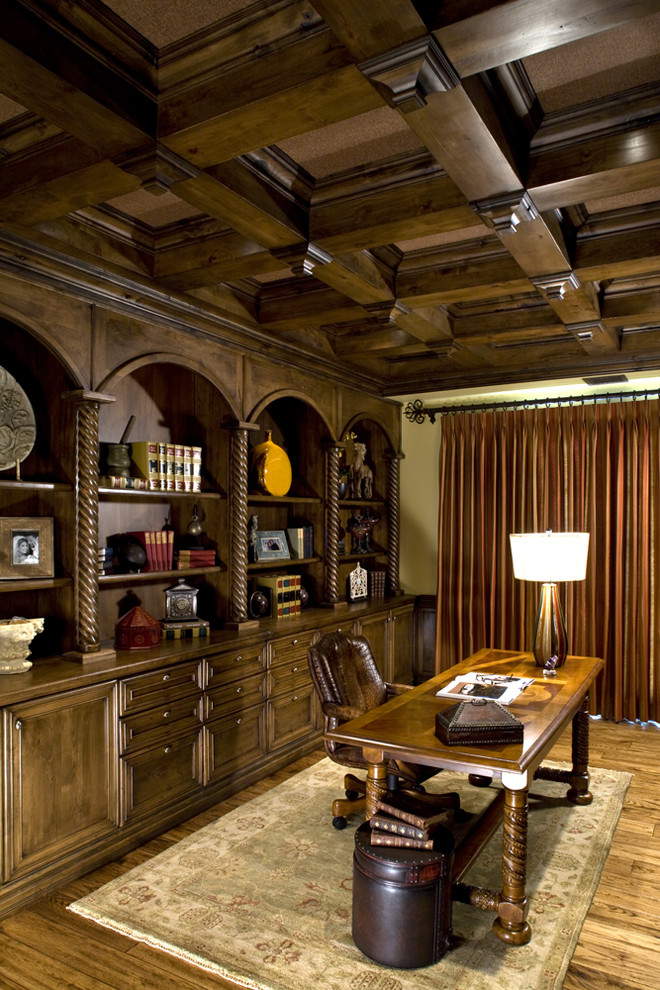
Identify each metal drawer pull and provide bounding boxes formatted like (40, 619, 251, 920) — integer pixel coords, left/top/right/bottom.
(163, 745, 172, 754)
(235, 655, 242, 662)
(291, 638, 298, 645)
(163, 673, 170, 681)
(163, 710, 171, 718)
(236, 686, 242, 693)
(293, 695, 298, 701)
(236, 717, 242, 725)
(15, 720, 22, 731)
(292, 665, 298, 672)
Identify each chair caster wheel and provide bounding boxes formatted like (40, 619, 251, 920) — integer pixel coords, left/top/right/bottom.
(332, 816, 348, 830)
(345, 789, 360, 801)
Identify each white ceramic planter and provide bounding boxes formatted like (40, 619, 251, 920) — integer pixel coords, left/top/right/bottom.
(0, 617, 44, 674)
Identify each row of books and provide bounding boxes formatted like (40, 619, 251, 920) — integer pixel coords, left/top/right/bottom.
(286, 523, 314, 559)
(131, 440, 202, 492)
(161, 618, 210, 640)
(125, 530, 174, 571)
(98, 546, 114, 575)
(174, 548, 216, 569)
(258, 574, 302, 618)
(369, 789, 456, 850)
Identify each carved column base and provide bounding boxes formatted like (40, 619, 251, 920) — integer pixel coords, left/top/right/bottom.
(64, 646, 117, 664)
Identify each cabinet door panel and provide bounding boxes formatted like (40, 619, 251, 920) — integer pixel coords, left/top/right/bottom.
(390, 604, 415, 684)
(3, 683, 119, 882)
(119, 727, 204, 824)
(267, 686, 317, 751)
(354, 612, 388, 678)
(205, 704, 266, 784)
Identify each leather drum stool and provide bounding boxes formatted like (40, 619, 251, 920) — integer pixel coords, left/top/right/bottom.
(352, 821, 455, 968)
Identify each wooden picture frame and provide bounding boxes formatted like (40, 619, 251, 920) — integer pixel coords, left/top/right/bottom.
(0, 517, 55, 579)
(255, 530, 290, 561)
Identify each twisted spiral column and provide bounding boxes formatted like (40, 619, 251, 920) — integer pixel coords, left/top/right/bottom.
(385, 453, 402, 594)
(225, 421, 260, 625)
(324, 442, 342, 605)
(64, 390, 115, 659)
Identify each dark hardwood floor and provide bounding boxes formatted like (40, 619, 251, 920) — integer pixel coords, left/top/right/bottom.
(0, 719, 657, 990)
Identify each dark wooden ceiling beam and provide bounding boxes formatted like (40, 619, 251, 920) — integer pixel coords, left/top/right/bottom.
(311, 172, 474, 253)
(430, 0, 660, 76)
(170, 160, 308, 250)
(0, 0, 155, 156)
(159, 31, 382, 167)
(0, 137, 141, 224)
(528, 120, 660, 210)
(258, 281, 365, 328)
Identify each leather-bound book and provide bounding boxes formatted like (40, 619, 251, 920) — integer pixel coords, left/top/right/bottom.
(374, 789, 460, 832)
(435, 698, 523, 746)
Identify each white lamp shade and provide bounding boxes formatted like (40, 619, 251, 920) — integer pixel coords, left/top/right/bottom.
(509, 531, 590, 583)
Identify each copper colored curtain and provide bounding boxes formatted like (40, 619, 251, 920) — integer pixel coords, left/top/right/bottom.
(435, 398, 660, 722)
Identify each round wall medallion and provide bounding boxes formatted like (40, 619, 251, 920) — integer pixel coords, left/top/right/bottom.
(0, 366, 37, 472)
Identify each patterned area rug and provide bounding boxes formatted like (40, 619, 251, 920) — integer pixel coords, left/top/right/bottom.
(68, 759, 630, 990)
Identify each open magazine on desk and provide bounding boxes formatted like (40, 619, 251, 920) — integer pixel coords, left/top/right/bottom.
(435, 671, 534, 705)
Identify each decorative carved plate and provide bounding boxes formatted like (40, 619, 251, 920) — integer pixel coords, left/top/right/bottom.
(0, 366, 37, 471)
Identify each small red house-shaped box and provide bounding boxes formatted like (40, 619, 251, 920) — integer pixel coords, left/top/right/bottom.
(115, 606, 161, 650)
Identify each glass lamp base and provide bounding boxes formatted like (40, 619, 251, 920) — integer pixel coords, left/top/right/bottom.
(533, 583, 568, 669)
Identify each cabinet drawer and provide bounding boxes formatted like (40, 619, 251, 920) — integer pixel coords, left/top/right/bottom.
(119, 660, 203, 715)
(269, 633, 312, 667)
(267, 684, 318, 750)
(205, 672, 266, 718)
(204, 703, 266, 783)
(119, 726, 204, 824)
(120, 695, 203, 753)
(206, 646, 266, 688)
(269, 661, 311, 698)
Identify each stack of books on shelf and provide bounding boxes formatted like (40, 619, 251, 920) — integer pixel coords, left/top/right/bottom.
(174, 548, 216, 569)
(98, 546, 114, 575)
(126, 530, 174, 571)
(258, 574, 302, 618)
(131, 440, 202, 492)
(98, 475, 150, 490)
(370, 569, 386, 598)
(161, 617, 210, 640)
(369, 790, 455, 850)
(286, 522, 314, 559)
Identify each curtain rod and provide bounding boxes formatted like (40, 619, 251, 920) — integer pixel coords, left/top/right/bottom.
(404, 387, 660, 424)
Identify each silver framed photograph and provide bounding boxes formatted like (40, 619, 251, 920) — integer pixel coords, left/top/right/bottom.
(255, 530, 290, 561)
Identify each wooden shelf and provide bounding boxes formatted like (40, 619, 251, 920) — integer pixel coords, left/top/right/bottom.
(99, 487, 223, 499)
(0, 479, 72, 492)
(99, 565, 225, 585)
(247, 494, 322, 505)
(0, 577, 72, 592)
(248, 556, 321, 571)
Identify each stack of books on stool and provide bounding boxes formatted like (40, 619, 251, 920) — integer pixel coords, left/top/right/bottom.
(369, 789, 459, 850)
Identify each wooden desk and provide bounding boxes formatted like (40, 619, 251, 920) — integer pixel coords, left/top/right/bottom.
(325, 647, 604, 946)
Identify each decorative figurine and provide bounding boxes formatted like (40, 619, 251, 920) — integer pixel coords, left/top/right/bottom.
(248, 513, 258, 563)
(348, 441, 373, 499)
(347, 562, 369, 601)
(185, 503, 204, 548)
(346, 508, 379, 553)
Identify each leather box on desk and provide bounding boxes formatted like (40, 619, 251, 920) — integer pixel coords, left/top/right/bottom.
(435, 698, 523, 746)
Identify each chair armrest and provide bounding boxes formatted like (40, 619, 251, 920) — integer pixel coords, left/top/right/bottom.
(386, 682, 414, 697)
(322, 700, 367, 722)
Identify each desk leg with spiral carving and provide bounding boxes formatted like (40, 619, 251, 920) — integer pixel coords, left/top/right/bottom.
(493, 785, 531, 945)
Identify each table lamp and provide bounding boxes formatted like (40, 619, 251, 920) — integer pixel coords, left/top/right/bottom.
(509, 530, 589, 672)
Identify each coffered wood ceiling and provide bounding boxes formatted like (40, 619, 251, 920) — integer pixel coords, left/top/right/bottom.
(1, 0, 660, 395)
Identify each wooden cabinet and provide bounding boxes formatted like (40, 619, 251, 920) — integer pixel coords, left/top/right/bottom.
(204, 644, 268, 784)
(355, 601, 415, 684)
(2, 683, 119, 882)
(118, 660, 205, 823)
(267, 630, 321, 751)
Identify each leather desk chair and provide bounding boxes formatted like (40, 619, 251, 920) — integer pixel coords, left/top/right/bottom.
(308, 631, 460, 828)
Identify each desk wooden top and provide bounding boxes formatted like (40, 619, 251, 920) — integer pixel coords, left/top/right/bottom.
(325, 648, 604, 779)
